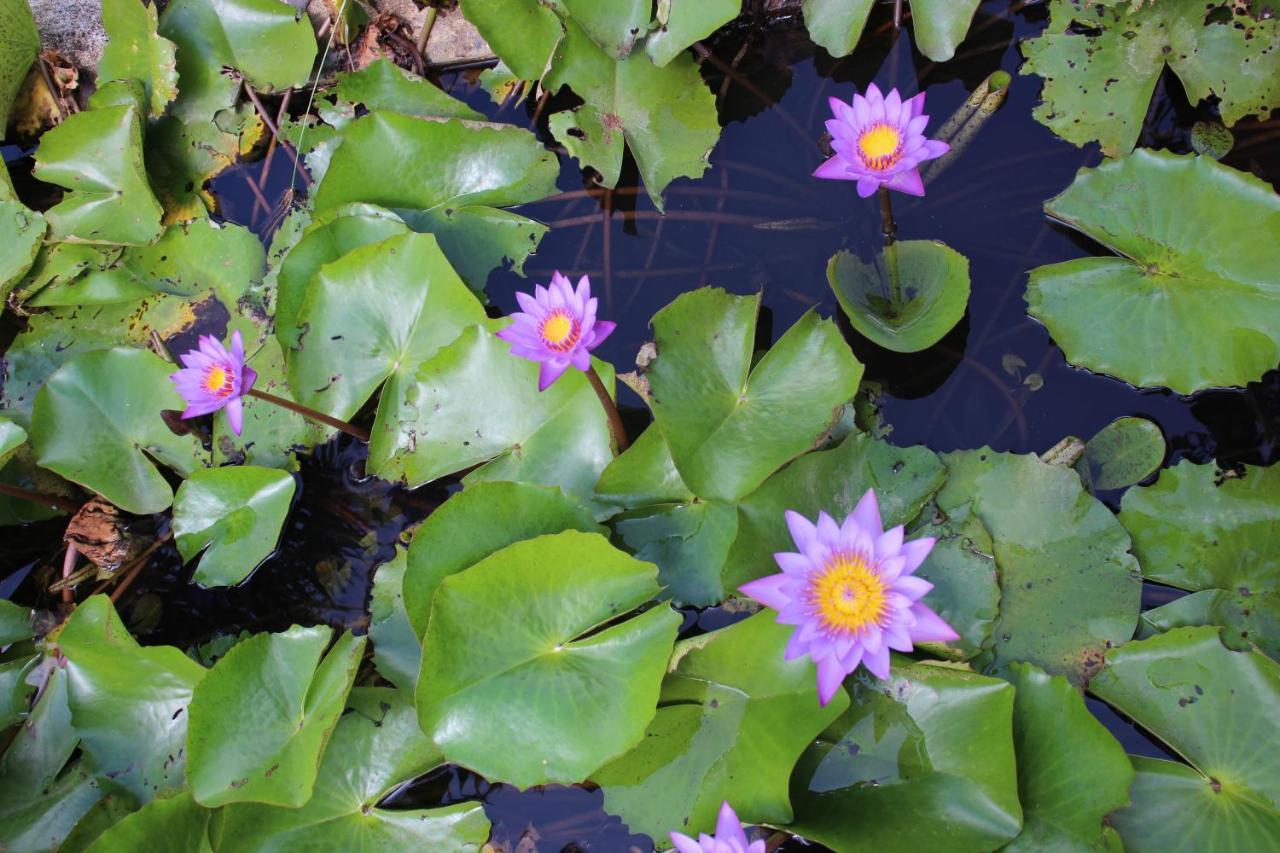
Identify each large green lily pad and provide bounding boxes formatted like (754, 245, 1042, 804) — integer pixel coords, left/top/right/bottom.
(58, 596, 207, 803)
(646, 288, 864, 504)
(1022, 0, 1280, 156)
(416, 530, 679, 788)
(937, 449, 1142, 683)
(217, 689, 491, 851)
(99, 0, 179, 117)
(1092, 627, 1280, 850)
(724, 432, 946, 589)
(1121, 461, 1279, 659)
(593, 612, 849, 845)
(32, 102, 164, 245)
(173, 466, 296, 588)
(457, 0, 564, 81)
(1027, 151, 1280, 394)
(83, 792, 212, 852)
(788, 660, 1023, 851)
(29, 348, 207, 515)
(647, 0, 740, 67)
(801, 0, 982, 62)
(0, 0, 39, 131)
(186, 626, 365, 807)
(1004, 663, 1133, 851)
(827, 241, 970, 353)
(403, 481, 604, 637)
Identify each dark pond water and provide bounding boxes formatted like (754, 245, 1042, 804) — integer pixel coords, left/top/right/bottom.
(4, 1, 1279, 849)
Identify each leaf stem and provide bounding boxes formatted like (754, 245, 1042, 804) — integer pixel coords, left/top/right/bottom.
(585, 366, 630, 454)
(242, 81, 314, 187)
(878, 187, 903, 307)
(893, 0, 904, 30)
(0, 482, 80, 513)
(246, 389, 371, 442)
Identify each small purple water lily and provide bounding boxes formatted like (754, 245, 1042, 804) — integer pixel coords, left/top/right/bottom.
(170, 330, 257, 436)
(739, 490, 958, 706)
(814, 83, 949, 198)
(495, 271, 616, 391)
(670, 802, 764, 853)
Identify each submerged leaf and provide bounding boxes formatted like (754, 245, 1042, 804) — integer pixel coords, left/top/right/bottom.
(1027, 150, 1280, 394)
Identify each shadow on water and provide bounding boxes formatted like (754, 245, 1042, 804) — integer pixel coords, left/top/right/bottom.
(4, 0, 1279, 849)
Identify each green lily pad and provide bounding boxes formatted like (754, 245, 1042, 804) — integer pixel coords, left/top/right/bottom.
(646, 288, 864, 504)
(723, 432, 946, 590)
(1077, 416, 1165, 492)
(32, 101, 164, 245)
(801, 0, 982, 62)
(559, 0, 650, 58)
(186, 626, 365, 807)
(1191, 120, 1233, 161)
(403, 480, 604, 637)
(647, 0, 740, 67)
(0, 0, 39, 131)
(545, 20, 719, 210)
(83, 792, 212, 852)
(0, 417, 25, 471)
(1027, 150, 1280, 394)
(29, 348, 207, 515)
(336, 58, 484, 120)
(145, 105, 264, 222)
(173, 466, 296, 588)
(369, 324, 615, 502)
(827, 241, 971, 353)
(0, 201, 45, 300)
(57, 596, 207, 803)
(1022, 0, 1280, 156)
(416, 530, 680, 787)
(99, 0, 179, 118)
(937, 449, 1142, 683)
(1120, 461, 1279, 659)
(398, 204, 549, 294)
(158, 0, 317, 120)
(1091, 627, 1280, 850)
(611, 500, 739, 607)
(1004, 663, 1133, 851)
(594, 423, 694, 510)
(457, 0, 564, 81)
(217, 689, 491, 850)
(313, 111, 559, 216)
(909, 505, 999, 661)
(287, 232, 486, 425)
(594, 612, 849, 844)
(369, 549, 420, 692)
(788, 660, 1022, 851)
(0, 598, 31, 645)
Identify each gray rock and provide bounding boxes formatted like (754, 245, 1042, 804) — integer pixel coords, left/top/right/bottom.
(28, 0, 107, 71)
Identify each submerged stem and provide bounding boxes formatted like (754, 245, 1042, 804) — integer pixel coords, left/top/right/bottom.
(247, 389, 371, 442)
(585, 366, 630, 454)
(0, 482, 80, 513)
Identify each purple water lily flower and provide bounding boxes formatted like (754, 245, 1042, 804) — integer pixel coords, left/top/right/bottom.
(495, 271, 616, 391)
(170, 330, 257, 436)
(814, 83, 950, 198)
(670, 802, 764, 853)
(739, 489, 959, 706)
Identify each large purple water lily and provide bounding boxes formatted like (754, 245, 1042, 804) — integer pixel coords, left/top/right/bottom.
(670, 801, 765, 853)
(739, 489, 959, 706)
(814, 83, 950, 198)
(170, 330, 257, 436)
(495, 271, 616, 391)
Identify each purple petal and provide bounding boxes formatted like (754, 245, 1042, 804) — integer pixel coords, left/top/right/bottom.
(715, 802, 749, 849)
(813, 156, 856, 181)
(856, 176, 880, 197)
(668, 833, 703, 853)
(900, 537, 935, 574)
(892, 575, 933, 601)
(909, 603, 959, 643)
(875, 525, 904, 559)
(816, 511, 841, 547)
(826, 118, 855, 140)
(515, 291, 542, 316)
(229, 329, 245, 363)
(241, 365, 258, 394)
(863, 643, 891, 680)
(921, 139, 950, 160)
(906, 91, 926, 118)
(739, 573, 791, 611)
(538, 360, 570, 391)
(784, 629, 810, 660)
(828, 96, 856, 128)
(865, 82, 882, 105)
(225, 397, 244, 436)
(570, 348, 590, 371)
(816, 655, 847, 706)
(784, 510, 819, 554)
(884, 88, 902, 119)
(774, 551, 812, 577)
(878, 555, 907, 583)
(850, 489, 882, 534)
(852, 93, 872, 126)
(588, 320, 616, 348)
(885, 168, 925, 196)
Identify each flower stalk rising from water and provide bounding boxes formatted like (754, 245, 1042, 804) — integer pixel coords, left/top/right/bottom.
(670, 801, 765, 853)
(814, 84, 949, 198)
(496, 272, 628, 451)
(170, 331, 369, 441)
(739, 489, 958, 706)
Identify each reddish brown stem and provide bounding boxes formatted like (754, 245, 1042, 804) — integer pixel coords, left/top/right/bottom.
(247, 388, 371, 442)
(61, 543, 77, 606)
(242, 82, 314, 187)
(585, 366, 629, 454)
(0, 482, 80, 513)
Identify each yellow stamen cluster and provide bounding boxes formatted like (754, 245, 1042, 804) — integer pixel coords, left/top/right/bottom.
(203, 365, 234, 397)
(540, 311, 580, 352)
(810, 552, 887, 634)
(857, 124, 904, 171)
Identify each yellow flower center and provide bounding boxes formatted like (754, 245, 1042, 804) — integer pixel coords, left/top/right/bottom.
(203, 365, 234, 397)
(540, 311, 580, 352)
(857, 124, 903, 171)
(810, 552, 887, 635)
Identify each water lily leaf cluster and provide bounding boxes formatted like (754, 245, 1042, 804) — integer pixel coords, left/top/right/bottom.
(1022, 0, 1280, 156)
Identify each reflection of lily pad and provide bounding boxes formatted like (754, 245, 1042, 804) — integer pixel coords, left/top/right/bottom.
(1121, 461, 1280, 659)
(1092, 627, 1280, 850)
(1022, 0, 1280, 156)
(827, 241, 970, 353)
(1027, 150, 1280, 394)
